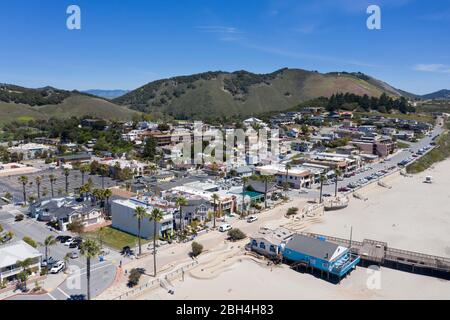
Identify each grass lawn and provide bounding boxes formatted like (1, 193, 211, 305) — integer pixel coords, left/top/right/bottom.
(407, 126, 450, 174)
(396, 141, 411, 149)
(83, 226, 149, 250)
(355, 112, 435, 124)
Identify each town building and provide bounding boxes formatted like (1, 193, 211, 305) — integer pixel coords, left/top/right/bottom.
(111, 197, 174, 239)
(0, 240, 42, 283)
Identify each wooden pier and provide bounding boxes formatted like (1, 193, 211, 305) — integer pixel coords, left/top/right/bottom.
(299, 232, 450, 280)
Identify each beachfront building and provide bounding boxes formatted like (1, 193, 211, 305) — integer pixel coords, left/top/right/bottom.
(0, 240, 42, 283)
(282, 234, 360, 280)
(255, 164, 314, 189)
(111, 197, 175, 239)
(250, 227, 293, 258)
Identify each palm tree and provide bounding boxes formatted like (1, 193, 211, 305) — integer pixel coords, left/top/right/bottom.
(63, 168, 70, 194)
(334, 168, 343, 197)
(103, 189, 112, 216)
(285, 162, 292, 186)
(16, 258, 33, 291)
(134, 206, 148, 256)
(149, 208, 164, 277)
(211, 193, 220, 229)
(80, 164, 90, 186)
(241, 176, 249, 216)
(18, 176, 28, 204)
(35, 176, 42, 200)
(49, 174, 57, 198)
(260, 175, 274, 209)
(319, 174, 327, 204)
(42, 236, 57, 269)
(79, 239, 101, 300)
(175, 196, 188, 232)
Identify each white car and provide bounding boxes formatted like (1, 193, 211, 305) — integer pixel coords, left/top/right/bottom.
(50, 261, 65, 274)
(218, 224, 232, 232)
(63, 238, 74, 246)
(247, 215, 258, 223)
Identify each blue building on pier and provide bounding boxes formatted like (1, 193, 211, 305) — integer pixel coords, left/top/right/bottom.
(282, 234, 360, 278)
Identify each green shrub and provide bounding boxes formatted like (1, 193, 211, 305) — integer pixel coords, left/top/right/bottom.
(287, 207, 299, 216)
(128, 269, 142, 288)
(191, 242, 203, 257)
(227, 228, 246, 241)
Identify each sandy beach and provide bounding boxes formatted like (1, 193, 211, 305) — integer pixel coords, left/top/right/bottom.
(136, 159, 450, 300)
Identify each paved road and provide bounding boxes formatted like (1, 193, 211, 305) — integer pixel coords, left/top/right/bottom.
(0, 211, 117, 300)
(7, 261, 116, 300)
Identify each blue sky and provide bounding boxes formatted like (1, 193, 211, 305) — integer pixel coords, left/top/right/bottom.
(0, 0, 449, 94)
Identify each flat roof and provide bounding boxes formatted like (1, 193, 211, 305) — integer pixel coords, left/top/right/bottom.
(0, 241, 42, 269)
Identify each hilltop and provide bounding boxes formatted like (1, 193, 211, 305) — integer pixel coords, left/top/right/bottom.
(114, 68, 410, 120)
(0, 84, 139, 124)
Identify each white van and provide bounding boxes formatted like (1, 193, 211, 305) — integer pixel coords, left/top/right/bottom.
(219, 224, 232, 232)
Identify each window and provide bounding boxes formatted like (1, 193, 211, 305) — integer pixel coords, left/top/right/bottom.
(270, 245, 276, 253)
(259, 242, 266, 249)
(251, 240, 257, 247)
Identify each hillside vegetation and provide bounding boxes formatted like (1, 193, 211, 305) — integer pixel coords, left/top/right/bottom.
(114, 68, 407, 120)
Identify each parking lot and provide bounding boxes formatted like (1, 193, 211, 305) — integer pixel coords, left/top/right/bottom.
(0, 167, 118, 203)
(0, 207, 120, 300)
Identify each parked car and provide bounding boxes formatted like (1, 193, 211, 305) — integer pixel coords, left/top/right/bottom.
(50, 261, 65, 274)
(59, 236, 72, 244)
(219, 224, 232, 232)
(247, 215, 258, 223)
(64, 238, 75, 246)
(70, 252, 79, 259)
(338, 187, 350, 192)
(41, 257, 56, 268)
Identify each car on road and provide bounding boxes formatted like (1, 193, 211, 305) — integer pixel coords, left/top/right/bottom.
(219, 224, 232, 232)
(338, 187, 350, 192)
(322, 194, 332, 198)
(247, 215, 258, 223)
(50, 261, 65, 274)
(70, 252, 79, 259)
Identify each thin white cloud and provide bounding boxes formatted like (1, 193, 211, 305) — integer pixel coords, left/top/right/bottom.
(414, 64, 450, 73)
(195, 26, 242, 34)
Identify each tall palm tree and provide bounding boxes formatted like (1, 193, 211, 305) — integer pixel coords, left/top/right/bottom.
(42, 235, 57, 268)
(334, 168, 343, 197)
(35, 176, 42, 200)
(175, 196, 188, 232)
(49, 174, 57, 198)
(149, 208, 164, 277)
(16, 258, 33, 291)
(103, 189, 112, 216)
(18, 176, 28, 204)
(63, 168, 70, 194)
(319, 174, 327, 204)
(260, 175, 274, 209)
(241, 176, 249, 216)
(211, 193, 220, 229)
(134, 206, 148, 256)
(285, 162, 292, 186)
(80, 164, 90, 186)
(79, 239, 101, 300)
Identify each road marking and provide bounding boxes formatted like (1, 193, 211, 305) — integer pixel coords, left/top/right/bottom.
(56, 287, 71, 299)
(47, 293, 57, 300)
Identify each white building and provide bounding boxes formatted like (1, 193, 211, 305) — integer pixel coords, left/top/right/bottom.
(0, 241, 42, 282)
(8, 143, 53, 160)
(111, 198, 174, 239)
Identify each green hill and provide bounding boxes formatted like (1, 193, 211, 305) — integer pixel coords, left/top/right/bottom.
(0, 84, 139, 124)
(114, 68, 409, 120)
